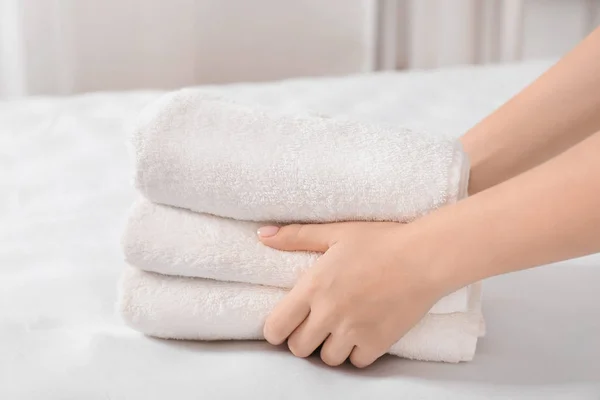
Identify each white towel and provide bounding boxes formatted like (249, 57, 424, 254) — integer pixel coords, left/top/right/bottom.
(131, 91, 470, 223)
(122, 198, 472, 314)
(119, 266, 484, 363)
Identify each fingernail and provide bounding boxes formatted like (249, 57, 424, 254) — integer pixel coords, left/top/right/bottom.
(257, 226, 279, 237)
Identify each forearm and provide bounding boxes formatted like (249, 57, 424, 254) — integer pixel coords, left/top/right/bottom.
(462, 27, 600, 194)
(418, 131, 600, 293)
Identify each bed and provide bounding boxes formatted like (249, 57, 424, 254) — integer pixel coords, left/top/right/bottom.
(1, 61, 599, 399)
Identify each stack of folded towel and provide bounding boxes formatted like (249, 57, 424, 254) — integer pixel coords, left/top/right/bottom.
(119, 90, 485, 363)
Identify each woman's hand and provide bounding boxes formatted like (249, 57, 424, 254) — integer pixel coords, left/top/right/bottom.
(257, 221, 449, 368)
(257, 129, 600, 368)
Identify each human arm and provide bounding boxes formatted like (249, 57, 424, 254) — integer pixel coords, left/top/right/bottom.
(258, 130, 600, 367)
(462, 26, 600, 194)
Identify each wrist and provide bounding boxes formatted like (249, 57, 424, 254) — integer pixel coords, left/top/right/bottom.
(407, 202, 488, 295)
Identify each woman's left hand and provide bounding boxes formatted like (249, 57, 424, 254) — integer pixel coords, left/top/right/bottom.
(257, 221, 448, 368)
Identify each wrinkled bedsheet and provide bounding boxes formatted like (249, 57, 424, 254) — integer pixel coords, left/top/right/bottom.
(1, 61, 599, 399)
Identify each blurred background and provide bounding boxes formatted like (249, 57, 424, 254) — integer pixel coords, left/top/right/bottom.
(1, 0, 599, 99)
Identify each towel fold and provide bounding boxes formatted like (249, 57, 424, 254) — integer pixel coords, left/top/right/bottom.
(122, 198, 472, 314)
(132, 91, 470, 223)
(119, 266, 484, 363)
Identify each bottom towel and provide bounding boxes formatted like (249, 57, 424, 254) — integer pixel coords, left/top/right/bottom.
(119, 267, 485, 363)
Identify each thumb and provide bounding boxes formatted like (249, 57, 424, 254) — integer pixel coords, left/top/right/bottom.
(257, 223, 338, 253)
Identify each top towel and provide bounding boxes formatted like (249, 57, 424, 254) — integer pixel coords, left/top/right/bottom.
(132, 90, 469, 223)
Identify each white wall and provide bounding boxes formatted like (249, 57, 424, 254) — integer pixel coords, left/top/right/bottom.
(1, 0, 599, 97)
(0, 0, 376, 97)
(385, 0, 600, 70)
(521, 0, 594, 59)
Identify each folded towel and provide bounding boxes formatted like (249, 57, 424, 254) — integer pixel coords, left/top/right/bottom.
(132, 91, 470, 223)
(122, 198, 472, 314)
(119, 266, 484, 363)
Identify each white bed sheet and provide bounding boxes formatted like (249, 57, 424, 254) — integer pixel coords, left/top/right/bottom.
(1, 61, 599, 399)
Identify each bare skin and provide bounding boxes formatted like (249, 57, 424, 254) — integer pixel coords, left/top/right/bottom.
(258, 26, 600, 368)
(463, 26, 600, 194)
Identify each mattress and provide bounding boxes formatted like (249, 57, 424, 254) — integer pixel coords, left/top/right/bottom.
(1, 61, 599, 400)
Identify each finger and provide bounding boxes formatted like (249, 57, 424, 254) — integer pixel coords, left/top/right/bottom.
(320, 335, 355, 367)
(287, 315, 330, 358)
(349, 346, 382, 369)
(257, 223, 339, 252)
(264, 285, 310, 345)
